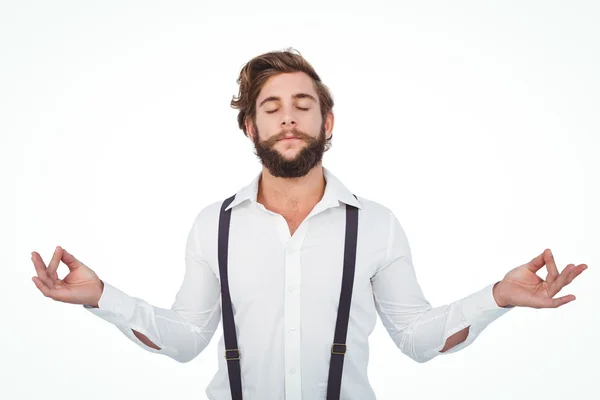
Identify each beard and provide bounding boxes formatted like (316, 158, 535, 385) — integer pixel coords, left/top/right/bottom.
(252, 122, 327, 178)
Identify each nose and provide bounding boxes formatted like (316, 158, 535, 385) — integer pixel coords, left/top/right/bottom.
(281, 113, 296, 128)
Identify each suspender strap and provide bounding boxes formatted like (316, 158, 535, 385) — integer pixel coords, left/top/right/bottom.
(326, 198, 359, 400)
(218, 193, 359, 400)
(218, 194, 243, 400)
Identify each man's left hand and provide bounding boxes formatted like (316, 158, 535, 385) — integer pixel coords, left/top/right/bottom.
(493, 249, 587, 308)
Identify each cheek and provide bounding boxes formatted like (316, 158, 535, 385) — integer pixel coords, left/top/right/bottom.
(254, 116, 277, 132)
(305, 110, 323, 125)
(253, 120, 278, 142)
(307, 115, 324, 133)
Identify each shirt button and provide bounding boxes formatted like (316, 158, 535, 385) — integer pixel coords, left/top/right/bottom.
(288, 328, 296, 334)
(287, 286, 295, 292)
(290, 368, 296, 374)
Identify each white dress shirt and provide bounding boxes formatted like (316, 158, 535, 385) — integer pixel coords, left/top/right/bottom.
(84, 167, 513, 400)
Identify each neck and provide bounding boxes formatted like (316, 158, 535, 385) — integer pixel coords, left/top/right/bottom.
(257, 164, 326, 215)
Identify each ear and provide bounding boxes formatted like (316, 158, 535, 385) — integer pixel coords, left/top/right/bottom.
(245, 116, 255, 140)
(324, 111, 334, 140)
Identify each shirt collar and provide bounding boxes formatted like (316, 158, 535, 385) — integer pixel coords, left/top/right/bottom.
(225, 167, 363, 211)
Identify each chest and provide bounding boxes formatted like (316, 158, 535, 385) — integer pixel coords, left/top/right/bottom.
(217, 214, 376, 305)
(283, 214, 308, 236)
(203, 202, 393, 311)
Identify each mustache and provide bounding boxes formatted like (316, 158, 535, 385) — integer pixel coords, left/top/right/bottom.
(272, 129, 311, 142)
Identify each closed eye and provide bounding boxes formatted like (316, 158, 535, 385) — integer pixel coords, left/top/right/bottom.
(266, 107, 310, 114)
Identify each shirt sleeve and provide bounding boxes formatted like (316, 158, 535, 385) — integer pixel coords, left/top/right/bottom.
(83, 214, 222, 363)
(370, 210, 513, 363)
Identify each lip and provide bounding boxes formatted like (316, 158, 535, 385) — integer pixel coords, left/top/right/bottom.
(278, 137, 301, 141)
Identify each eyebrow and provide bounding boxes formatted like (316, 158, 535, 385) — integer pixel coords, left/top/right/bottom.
(258, 93, 318, 108)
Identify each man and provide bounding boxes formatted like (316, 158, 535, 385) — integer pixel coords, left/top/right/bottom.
(31, 48, 588, 400)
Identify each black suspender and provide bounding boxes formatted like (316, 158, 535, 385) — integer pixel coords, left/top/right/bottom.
(217, 194, 359, 400)
(218, 194, 242, 399)
(326, 199, 358, 400)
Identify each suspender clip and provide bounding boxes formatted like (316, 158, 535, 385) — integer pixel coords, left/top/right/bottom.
(225, 349, 241, 360)
(332, 343, 347, 354)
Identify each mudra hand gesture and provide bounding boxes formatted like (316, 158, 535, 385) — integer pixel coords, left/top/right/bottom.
(493, 249, 588, 308)
(31, 246, 104, 307)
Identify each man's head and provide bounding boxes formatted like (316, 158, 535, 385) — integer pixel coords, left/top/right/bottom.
(230, 48, 335, 178)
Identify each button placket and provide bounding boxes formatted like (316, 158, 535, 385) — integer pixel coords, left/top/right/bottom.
(283, 225, 307, 400)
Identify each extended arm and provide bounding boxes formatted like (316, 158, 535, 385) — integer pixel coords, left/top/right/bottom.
(370, 211, 513, 363)
(84, 215, 222, 363)
(438, 281, 511, 352)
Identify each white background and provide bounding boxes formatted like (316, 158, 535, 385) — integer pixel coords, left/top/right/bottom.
(2, 1, 598, 399)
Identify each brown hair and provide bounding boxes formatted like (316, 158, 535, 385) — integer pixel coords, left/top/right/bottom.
(230, 47, 334, 142)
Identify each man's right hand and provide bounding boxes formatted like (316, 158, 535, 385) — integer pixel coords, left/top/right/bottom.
(31, 246, 104, 308)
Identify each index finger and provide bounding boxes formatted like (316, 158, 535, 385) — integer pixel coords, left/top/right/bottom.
(46, 246, 63, 280)
(31, 251, 53, 288)
(544, 249, 559, 285)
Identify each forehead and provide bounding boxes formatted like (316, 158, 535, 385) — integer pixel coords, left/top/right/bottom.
(257, 72, 316, 101)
